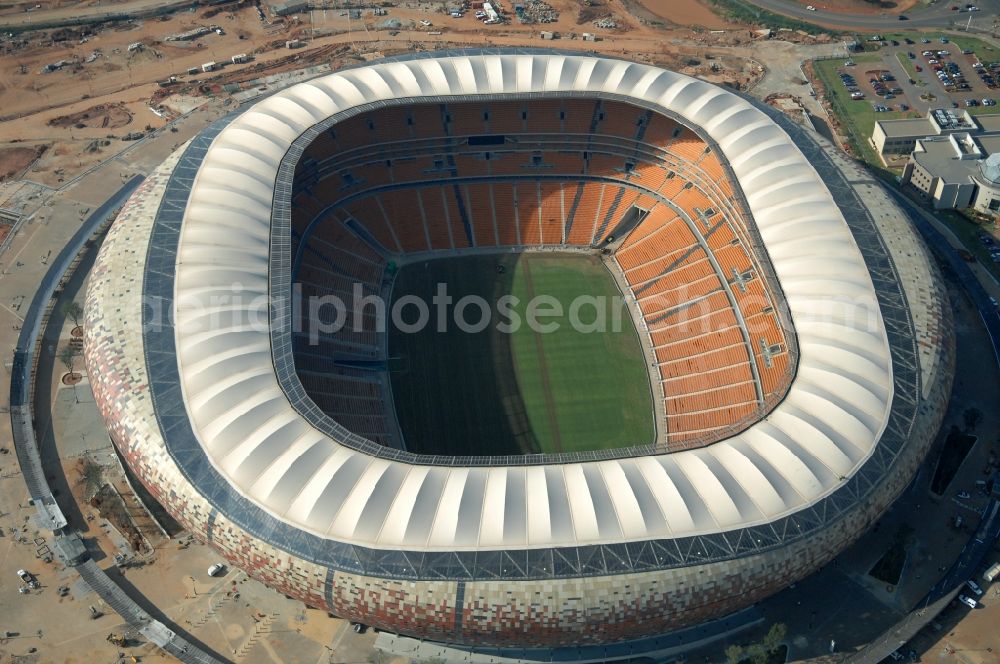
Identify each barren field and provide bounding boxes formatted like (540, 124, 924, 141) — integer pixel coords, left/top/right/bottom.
(0, 0, 818, 185)
(48, 101, 133, 128)
(0, 144, 44, 180)
(634, 0, 735, 29)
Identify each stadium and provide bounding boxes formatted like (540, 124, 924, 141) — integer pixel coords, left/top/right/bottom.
(84, 50, 953, 649)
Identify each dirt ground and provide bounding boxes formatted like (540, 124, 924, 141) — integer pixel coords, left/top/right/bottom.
(0, 0, 821, 184)
(47, 101, 133, 129)
(0, 144, 44, 180)
(634, 0, 737, 29)
(787, 0, 917, 14)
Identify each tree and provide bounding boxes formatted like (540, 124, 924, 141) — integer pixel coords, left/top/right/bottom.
(725, 644, 745, 664)
(78, 457, 104, 499)
(746, 643, 769, 664)
(61, 300, 83, 328)
(762, 622, 787, 653)
(963, 407, 983, 433)
(58, 344, 78, 376)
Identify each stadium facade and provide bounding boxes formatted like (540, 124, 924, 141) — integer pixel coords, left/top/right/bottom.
(84, 51, 953, 647)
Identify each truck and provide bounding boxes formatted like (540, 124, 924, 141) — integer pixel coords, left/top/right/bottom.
(201, 61, 216, 72)
(984, 561, 1000, 583)
(231, 54, 249, 64)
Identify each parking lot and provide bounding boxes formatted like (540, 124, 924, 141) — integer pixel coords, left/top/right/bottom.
(813, 32, 1000, 166)
(841, 34, 998, 116)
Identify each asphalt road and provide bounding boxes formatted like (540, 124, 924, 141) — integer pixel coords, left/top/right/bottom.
(745, 0, 1000, 30)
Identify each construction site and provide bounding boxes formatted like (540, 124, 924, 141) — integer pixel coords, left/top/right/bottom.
(0, 0, 844, 190)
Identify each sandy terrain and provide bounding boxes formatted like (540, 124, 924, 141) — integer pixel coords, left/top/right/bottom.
(0, 144, 43, 180)
(48, 101, 133, 129)
(634, 0, 736, 29)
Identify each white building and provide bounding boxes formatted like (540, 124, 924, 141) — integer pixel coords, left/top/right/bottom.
(900, 120, 1000, 216)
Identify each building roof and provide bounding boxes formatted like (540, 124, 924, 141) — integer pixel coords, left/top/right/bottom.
(978, 134, 1000, 159)
(911, 136, 978, 184)
(168, 53, 893, 551)
(975, 113, 1000, 134)
(878, 117, 935, 139)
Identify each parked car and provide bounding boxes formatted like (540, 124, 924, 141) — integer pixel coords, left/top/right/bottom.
(958, 594, 977, 609)
(16, 569, 39, 589)
(207, 563, 225, 577)
(957, 490, 972, 499)
(965, 579, 983, 596)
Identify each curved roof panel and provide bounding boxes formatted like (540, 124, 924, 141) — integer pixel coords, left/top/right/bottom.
(172, 53, 892, 551)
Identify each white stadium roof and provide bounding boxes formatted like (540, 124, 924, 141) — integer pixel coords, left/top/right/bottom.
(173, 53, 892, 551)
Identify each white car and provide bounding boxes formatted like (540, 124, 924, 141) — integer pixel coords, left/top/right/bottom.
(16, 569, 39, 589)
(806, 4, 816, 9)
(958, 594, 977, 608)
(965, 579, 983, 596)
(207, 563, 225, 577)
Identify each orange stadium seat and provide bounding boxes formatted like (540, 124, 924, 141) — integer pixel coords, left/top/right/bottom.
(669, 131, 709, 163)
(523, 100, 563, 134)
(491, 183, 519, 245)
(561, 100, 598, 134)
(454, 183, 487, 248)
(596, 101, 643, 139)
(416, 188, 452, 251)
(561, 182, 594, 247)
(515, 182, 542, 245)
(448, 105, 489, 136)
(449, 185, 479, 249)
(538, 182, 565, 244)
(334, 201, 398, 254)
(643, 114, 680, 147)
(484, 101, 525, 134)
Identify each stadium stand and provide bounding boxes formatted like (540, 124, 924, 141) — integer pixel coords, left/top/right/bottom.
(288, 99, 793, 447)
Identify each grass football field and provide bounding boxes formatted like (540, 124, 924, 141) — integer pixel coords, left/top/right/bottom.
(387, 253, 654, 456)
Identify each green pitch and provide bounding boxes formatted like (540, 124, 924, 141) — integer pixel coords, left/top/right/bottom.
(387, 253, 654, 456)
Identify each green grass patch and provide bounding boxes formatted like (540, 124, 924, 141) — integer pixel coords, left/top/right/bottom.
(388, 253, 654, 456)
(929, 207, 1000, 282)
(895, 52, 923, 84)
(812, 58, 912, 169)
(704, 0, 834, 34)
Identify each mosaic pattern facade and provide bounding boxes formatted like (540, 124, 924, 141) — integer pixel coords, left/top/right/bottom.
(84, 143, 953, 646)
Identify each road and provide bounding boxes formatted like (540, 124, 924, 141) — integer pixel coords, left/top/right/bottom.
(745, 0, 1000, 30)
(0, 0, 193, 31)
